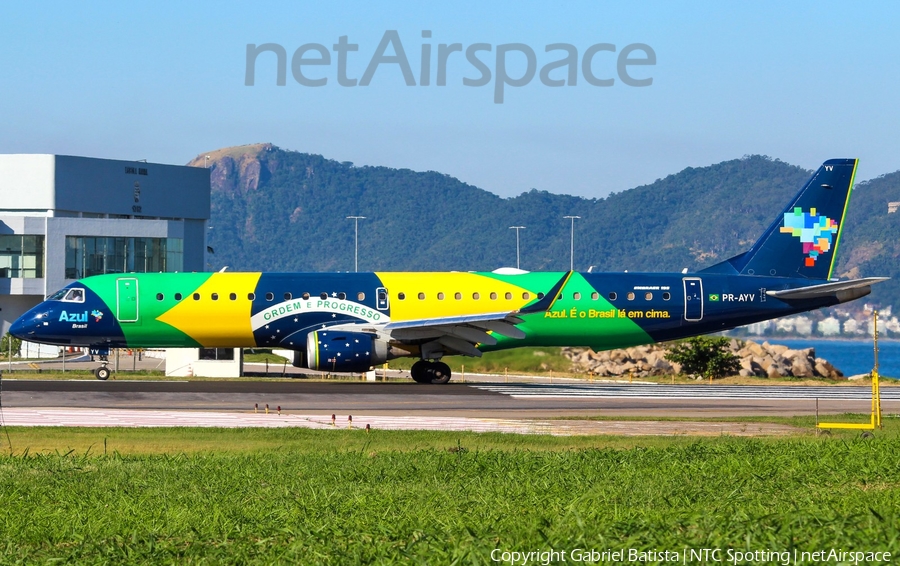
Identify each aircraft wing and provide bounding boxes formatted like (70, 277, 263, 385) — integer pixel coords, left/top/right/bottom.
(766, 277, 889, 300)
(322, 272, 570, 357)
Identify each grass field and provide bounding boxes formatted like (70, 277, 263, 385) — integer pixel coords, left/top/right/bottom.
(1, 425, 899, 563)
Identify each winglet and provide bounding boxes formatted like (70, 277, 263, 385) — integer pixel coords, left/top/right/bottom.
(516, 271, 573, 315)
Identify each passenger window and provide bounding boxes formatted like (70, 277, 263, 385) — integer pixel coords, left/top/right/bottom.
(609, 292, 617, 301)
(193, 293, 201, 301)
(302, 292, 310, 300)
(627, 292, 635, 301)
(663, 292, 671, 300)
(573, 292, 581, 300)
(338, 292, 346, 300)
(211, 293, 219, 301)
(505, 292, 512, 300)
(230, 293, 237, 301)
(398, 292, 406, 300)
(357, 292, 365, 301)
(645, 292, 653, 300)
(284, 292, 292, 300)
(266, 292, 274, 301)
(472, 292, 480, 300)
(175, 293, 183, 301)
(437, 292, 445, 300)
(247, 293, 255, 301)
(319, 292, 327, 300)
(455, 292, 462, 300)
(418, 292, 425, 300)
(522, 292, 530, 300)
(591, 292, 599, 300)
(538, 293, 545, 299)
(557, 294, 562, 300)
(490, 292, 497, 300)
(156, 293, 164, 301)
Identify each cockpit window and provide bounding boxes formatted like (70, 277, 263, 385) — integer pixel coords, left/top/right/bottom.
(48, 289, 68, 301)
(62, 288, 85, 303)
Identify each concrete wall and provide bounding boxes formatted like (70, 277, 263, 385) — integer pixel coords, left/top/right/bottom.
(0, 155, 56, 211)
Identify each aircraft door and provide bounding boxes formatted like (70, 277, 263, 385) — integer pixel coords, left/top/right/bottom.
(682, 277, 703, 321)
(116, 277, 139, 322)
(376, 287, 389, 310)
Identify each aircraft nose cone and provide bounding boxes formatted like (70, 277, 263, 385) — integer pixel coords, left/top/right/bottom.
(9, 316, 28, 340)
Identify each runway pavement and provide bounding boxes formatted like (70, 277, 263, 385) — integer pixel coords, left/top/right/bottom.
(1, 379, 896, 419)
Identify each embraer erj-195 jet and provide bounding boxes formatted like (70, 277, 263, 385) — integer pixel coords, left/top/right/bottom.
(11, 159, 887, 382)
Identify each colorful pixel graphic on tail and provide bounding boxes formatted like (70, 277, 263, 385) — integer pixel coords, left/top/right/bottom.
(779, 207, 839, 267)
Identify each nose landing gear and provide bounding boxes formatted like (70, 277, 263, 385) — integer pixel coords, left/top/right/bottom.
(90, 348, 111, 380)
(410, 360, 452, 384)
(94, 364, 110, 380)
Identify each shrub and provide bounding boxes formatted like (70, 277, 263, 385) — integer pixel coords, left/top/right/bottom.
(665, 336, 740, 379)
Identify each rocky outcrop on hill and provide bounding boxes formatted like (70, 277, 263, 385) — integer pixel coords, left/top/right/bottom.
(562, 339, 843, 379)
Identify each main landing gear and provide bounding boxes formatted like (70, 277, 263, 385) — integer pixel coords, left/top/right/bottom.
(410, 360, 452, 384)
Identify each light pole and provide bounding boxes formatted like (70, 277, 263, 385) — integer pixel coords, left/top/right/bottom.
(346, 216, 366, 272)
(563, 216, 580, 271)
(509, 226, 525, 269)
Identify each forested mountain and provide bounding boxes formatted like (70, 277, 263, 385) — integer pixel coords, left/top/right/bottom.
(190, 144, 898, 307)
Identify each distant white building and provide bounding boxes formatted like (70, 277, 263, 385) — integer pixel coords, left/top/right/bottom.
(775, 318, 795, 333)
(743, 320, 772, 335)
(817, 317, 841, 336)
(793, 316, 813, 335)
(843, 318, 862, 335)
(0, 154, 210, 336)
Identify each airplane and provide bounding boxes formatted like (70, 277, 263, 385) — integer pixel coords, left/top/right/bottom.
(10, 158, 887, 382)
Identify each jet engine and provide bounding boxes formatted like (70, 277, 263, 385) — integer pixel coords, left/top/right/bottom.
(305, 330, 392, 372)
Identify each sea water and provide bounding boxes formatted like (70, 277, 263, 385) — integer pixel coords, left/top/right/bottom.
(757, 338, 899, 379)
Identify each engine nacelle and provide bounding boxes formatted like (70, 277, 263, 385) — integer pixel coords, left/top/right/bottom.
(306, 330, 390, 372)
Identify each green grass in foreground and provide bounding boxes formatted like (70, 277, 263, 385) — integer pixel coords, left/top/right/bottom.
(0, 428, 899, 563)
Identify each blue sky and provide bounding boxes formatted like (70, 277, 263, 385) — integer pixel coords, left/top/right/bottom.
(1, 1, 898, 198)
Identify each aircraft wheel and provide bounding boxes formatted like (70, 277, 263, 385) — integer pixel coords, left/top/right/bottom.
(430, 362, 452, 384)
(95, 366, 110, 381)
(410, 360, 429, 383)
(861, 431, 875, 439)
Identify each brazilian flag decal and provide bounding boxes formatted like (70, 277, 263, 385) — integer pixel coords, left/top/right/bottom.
(709, 294, 720, 302)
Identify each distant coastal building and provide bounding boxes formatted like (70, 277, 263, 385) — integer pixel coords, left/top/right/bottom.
(889, 201, 900, 214)
(0, 154, 210, 337)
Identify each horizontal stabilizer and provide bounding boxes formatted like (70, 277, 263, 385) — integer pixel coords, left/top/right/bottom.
(766, 277, 889, 300)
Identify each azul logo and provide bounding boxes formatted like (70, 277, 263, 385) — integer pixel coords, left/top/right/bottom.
(780, 207, 838, 267)
(91, 310, 104, 322)
(59, 311, 88, 323)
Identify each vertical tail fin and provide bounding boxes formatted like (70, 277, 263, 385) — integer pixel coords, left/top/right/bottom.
(702, 158, 858, 280)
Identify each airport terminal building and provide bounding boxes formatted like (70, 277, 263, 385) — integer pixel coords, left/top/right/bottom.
(0, 154, 210, 337)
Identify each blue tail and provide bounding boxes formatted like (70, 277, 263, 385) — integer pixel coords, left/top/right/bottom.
(701, 158, 858, 280)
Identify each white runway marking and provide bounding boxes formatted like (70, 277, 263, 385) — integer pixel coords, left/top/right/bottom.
(0, 408, 797, 436)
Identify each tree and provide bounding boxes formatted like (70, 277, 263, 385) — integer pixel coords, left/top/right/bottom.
(665, 337, 740, 380)
(1, 332, 21, 358)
